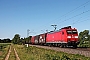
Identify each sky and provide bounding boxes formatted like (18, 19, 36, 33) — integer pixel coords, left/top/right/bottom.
(0, 0, 90, 39)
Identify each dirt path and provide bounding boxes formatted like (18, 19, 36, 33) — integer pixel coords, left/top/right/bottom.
(5, 45, 11, 60)
(4, 45, 20, 60)
(14, 48, 20, 60)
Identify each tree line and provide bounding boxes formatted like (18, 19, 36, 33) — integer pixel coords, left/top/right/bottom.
(0, 38, 11, 43)
(11, 34, 32, 45)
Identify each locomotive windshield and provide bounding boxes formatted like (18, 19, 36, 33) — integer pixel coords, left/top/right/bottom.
(72, 30, 77, 34)
(67, 30, 77, 34)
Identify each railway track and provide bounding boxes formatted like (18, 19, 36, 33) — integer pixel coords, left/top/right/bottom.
(76, 47, 90, 51)
(29, 44, 90, 57)
(4, 44, 20, 60)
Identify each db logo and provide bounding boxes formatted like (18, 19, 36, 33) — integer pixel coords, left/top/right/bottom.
(52, 36, 54, 38)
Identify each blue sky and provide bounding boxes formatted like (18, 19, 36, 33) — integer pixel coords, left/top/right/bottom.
(0, 0, 90, 39)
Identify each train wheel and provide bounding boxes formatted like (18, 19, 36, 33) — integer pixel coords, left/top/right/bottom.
(73, 45, 77, 48)
(60, 45, 64, 48)
(48, 44, 52, 47)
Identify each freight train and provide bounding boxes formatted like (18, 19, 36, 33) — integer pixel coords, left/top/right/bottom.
(31, 26, 79, 48)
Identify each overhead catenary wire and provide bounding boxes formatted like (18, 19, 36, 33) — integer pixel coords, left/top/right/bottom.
(73, 19, 89, 25)
(73, 15, 90, 25)
(54, 0, 90, 27)
(44, 0, 90, 31)
(57, 0, 90, 21)
(60, 10, 90, 23)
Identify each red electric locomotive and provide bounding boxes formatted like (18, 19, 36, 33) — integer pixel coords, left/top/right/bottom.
(46, 26, 79, 48)
(31, 26, 79, 48)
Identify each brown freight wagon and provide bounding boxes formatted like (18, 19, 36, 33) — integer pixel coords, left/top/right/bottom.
(31, 36, 35, 44)
(31, 35, 40, 44)
(34, 35, 40, 44)
(39, 33, 47, 45)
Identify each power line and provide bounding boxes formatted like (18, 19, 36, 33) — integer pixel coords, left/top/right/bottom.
(73, 19, 89, 25)
(58, 0, 90, 19)
(55, 0, 90, 25)
(73, 15, 90, 25)
(60, 10, 90, 23)
(45, 0, 90, 30)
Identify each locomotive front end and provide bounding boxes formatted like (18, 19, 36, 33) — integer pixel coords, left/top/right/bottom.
(66, 28, 79, 48)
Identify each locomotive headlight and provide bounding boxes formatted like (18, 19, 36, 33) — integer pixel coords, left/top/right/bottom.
(67, 36, 71, 38)
(75, 36, 78, 38)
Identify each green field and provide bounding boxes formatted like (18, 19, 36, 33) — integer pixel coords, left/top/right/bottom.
(14, 45, 90, 60)
(0, 43, 11, 60)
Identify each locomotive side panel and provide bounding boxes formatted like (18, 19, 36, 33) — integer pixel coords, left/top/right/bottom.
(46, 30, 66, 43)
(60, 29, 67, 43)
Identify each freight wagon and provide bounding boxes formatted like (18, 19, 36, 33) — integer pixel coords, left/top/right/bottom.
(31, 35, 40, 44)
(39, 33, 47, 45)
(31, 33, 47, 45)
(31, 26, 79, 48)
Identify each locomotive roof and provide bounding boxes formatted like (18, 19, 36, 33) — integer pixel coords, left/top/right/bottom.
(48, 30, 61, 34)
(48, 26, 77, 34)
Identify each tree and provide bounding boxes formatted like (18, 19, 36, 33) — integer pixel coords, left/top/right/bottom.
(78, 30, 90, 47)
(12, 34, 20, 44)
(79, 30, 89, 40)
(24, 36, 32, 44)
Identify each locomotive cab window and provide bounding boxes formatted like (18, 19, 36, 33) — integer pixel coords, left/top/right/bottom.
(67, 30, 72, 34)
(67, 30, 77, 34)
(72, 30, 77, 34)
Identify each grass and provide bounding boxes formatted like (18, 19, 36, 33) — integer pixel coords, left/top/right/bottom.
(14, 45, 90, 60)
(0, 43, 11, 60)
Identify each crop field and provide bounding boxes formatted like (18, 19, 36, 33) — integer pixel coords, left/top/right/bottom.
(0, 43, 11, 60)
(14, 45, 90, 60)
